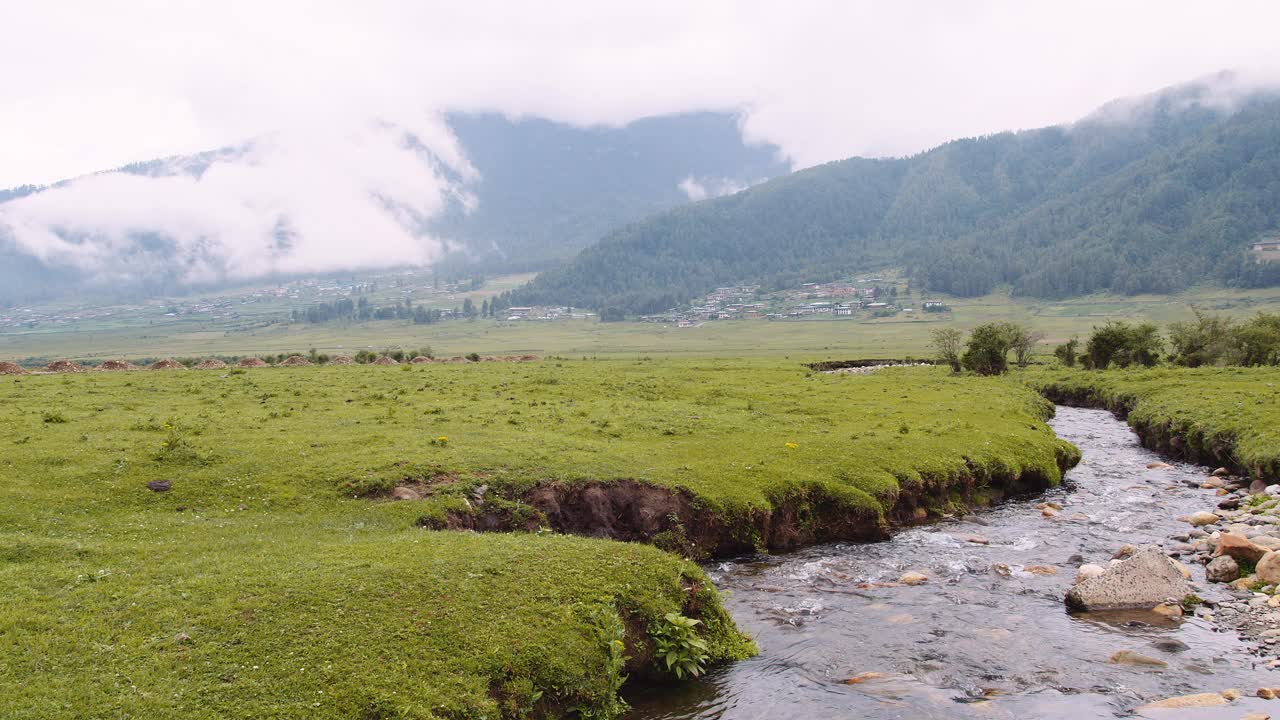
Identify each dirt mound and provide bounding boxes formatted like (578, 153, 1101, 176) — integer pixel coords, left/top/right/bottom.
(409, 356, 435, 364)
(517, 354, 539, 362)
(329, 355, 355, 365)
(278, 355, 313, 367)
(445, 356, 467, 363)
(0, 361, 28, 375)
(372, 355, 399, 365)
(97, 359, 139, 371)
(193, 359, 228, 370)
(149, 359, 187, 371)
(237, 357, 269, 368)
(45, 360, 85, 373)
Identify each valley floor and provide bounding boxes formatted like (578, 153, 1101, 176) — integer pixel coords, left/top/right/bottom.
(1, 360, 1073, 718)
(6, 284, 1280, 364)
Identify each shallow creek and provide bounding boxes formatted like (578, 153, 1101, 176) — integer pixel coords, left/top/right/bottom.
(628, 406, 1278, 719)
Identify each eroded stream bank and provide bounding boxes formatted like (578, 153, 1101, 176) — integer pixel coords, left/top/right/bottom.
(627, 406, 1280, 719)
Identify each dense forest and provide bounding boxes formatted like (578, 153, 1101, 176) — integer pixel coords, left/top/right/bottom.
(510, 80, 1280, 315)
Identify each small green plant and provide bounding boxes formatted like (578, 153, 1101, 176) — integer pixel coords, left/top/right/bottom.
(42, 411, 67, 424)
(466, 352, 481, 362)
(650, 612, 709, 680)
(574, 602, 630, 720)
(429, 435, 449, 447)
(153, 422, 206, 464)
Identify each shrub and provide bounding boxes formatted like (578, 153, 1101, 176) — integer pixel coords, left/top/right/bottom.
(929, 328, 963, 373)
(466, 352, 481, 362)
(1006, 323, 1045, 368)
(1085, 321, 1162, 369)
(1237, 312, 1280, 366)
(961, 323, 1013, 376)
(1168, 309, 1238, 367)
(1053, 337, 1079, 367)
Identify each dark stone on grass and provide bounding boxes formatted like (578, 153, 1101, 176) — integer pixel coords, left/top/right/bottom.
(147, 480, 172, 492)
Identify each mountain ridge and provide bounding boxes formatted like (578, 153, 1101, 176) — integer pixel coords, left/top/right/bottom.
(508, 77, 1280, 314)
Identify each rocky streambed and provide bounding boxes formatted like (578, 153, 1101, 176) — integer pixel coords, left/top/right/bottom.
(627, 406, 1280, 719)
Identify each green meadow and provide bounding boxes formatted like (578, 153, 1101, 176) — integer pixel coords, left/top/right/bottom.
(0, 360, 1076, 718)
(1024, 365, 1280, 481)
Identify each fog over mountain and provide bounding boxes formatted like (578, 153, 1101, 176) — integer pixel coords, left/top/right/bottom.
(4, 3, 1280, 305)
(0, 112, 785, 303)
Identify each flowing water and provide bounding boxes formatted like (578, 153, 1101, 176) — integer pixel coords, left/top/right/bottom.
(628, 406, 1278, 719)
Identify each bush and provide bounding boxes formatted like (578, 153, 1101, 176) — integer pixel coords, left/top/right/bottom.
(929, 328, 963, 373)
(1085, 321, 1162, 369)
(1237, 312, 1280, 366)
(1168, 309, 1238, 367)
(961, 323, 1014, 375)
(1006, 323, 1045, 368)
(1053, 337, 1079, 367)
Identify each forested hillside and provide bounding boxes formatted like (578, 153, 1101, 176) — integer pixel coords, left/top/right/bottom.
(511, 81, 1280, 315)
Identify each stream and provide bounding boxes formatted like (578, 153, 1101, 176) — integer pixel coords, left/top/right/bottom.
(628, 406, 1278, 718)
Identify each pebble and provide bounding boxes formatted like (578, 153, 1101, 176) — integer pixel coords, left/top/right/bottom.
(898, 571, 928, 586)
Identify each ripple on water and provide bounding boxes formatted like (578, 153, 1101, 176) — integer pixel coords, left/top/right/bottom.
(626, 407, 1280, 719)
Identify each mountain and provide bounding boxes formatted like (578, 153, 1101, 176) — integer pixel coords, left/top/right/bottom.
(431, 112, 790, 273)
(0, 112, 788, 305)
(510, 75, 1280, 315)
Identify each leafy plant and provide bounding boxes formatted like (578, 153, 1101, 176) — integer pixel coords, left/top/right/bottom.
(651, 612, 709, 680)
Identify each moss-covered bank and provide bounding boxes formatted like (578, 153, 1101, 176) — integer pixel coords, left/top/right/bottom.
(1025, 366, 1280, 483)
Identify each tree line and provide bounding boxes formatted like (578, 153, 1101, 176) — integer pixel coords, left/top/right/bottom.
(931, 310, 1280, 376)
(290, 295, 515, 325)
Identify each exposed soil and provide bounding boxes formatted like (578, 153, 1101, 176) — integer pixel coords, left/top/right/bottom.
(329, 356, 355, 365)
(806, 358, 936, 372)
(97, 359, 139, 371)
(278, 355, 313, 367)
(372, 356, 399, 365)
(0, 361, 29, 375)
(413, 458, 1068, 560)
(193, 359, 228, 370)
(149, 359, 187, 371)
(44, 360, 85, 373)
(237, 357, 270, 368)
(409, 356, 434, 364)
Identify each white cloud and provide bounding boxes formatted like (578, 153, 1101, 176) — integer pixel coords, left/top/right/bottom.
(3, 0, 1280, 285)
(679, 176, 751, 202)
(0, 117, 474, 284)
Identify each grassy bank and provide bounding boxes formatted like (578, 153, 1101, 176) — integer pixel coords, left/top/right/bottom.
(0, 360, 1077, 717)
(1024, 366, 1280, 482)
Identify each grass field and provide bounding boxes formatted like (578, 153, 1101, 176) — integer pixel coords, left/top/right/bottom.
(0, 360, 1076, 718)
(1024, 365, 1280, 481)
(6, 284, 1280, 364)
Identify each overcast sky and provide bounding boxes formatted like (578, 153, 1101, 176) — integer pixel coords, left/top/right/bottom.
(3, 1, 1280, 287)
(4, 0, 1279, 186)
